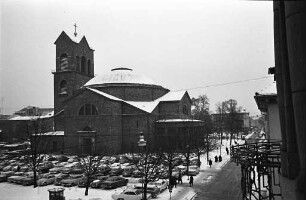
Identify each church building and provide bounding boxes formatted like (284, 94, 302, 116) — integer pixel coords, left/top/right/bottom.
(52, 31, 204, 155)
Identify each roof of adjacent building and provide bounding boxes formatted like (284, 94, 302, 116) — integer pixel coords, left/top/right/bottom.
(84, 68, 160, 87)
(156, 119, 203, 123)
(256, 81, 277, 96)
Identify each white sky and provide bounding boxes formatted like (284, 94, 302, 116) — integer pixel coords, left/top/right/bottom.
(0, 0, 275, 115)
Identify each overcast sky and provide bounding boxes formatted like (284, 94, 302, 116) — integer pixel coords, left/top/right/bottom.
(0, 0, 274, 115)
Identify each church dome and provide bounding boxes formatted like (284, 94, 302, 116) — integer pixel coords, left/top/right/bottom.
(84, 68, 158, 87)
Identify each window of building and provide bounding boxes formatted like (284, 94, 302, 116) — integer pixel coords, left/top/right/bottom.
(81, 56, 86, 73)
(79, 104, 99, 115)
(183, 105, 188, 115)
(76, 56, 80, 72)
(60, 53, 68, 71)
(59, 80, 67, 94)
(87, 60, 91, 75)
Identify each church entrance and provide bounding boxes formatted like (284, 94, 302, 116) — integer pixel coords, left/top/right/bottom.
(82, 137, 92, 155)
(77, 126, 96, 155)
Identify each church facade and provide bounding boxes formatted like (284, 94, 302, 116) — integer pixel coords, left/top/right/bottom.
(53, 31, 204, 155)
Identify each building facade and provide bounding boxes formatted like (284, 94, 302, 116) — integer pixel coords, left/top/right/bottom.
(53, 31, 204, 155)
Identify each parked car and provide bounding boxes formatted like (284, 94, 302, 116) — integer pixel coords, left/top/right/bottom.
(109, 167, 123, 176)
(89, 176, 109, 188)
(122, 167, 134, 177)
(60, 174, 83, 187)
(7, 175, 24, 184)
(112, 188, 152, 200)
(100, 176, 128, 189)
(54, 173, 70, 185)
(187, 165, 200, 176)
(37, 174, 56, 186)
(20, 176, 35, 186)
(133, 183, 160, 198)
(49, 167, 63, 174)
(149, 179, 168, 192)
(97, 165, 111, 175)
(0, 171, 14, 182)
(132, 169, 143, 178)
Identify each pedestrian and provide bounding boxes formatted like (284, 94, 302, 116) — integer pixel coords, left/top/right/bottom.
(173, 177, 177, 188)
(219, 155, 222, 162)
(226, 147, 229, 155)
(178, 171, 183, 184)
(189, 175, 194, 187)
(214, 155, 218, 162)
(208, 159, 212, 168)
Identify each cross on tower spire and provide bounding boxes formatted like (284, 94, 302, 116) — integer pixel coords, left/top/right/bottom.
(74, 23, 78, 37)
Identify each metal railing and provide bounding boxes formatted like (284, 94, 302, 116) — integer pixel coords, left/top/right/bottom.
(231, 140, 282, 200)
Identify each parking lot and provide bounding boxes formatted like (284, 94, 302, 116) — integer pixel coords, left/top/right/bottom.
(0, 142, 205, 200)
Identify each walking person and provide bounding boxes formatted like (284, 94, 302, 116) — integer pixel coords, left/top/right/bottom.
(189, 175, 194, 187)
(215, 155, 218, 162)
(226, 147, 229, 155)
(209, 159, 212, 168)
(178, 171, 183, 184)
(219, 155, 222, 162)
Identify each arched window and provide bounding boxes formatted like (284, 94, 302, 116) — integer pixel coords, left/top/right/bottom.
(83, 126, 92, 131)
(79, 104, 99, 115)
(60, 53, 68, 71)
(81, 56, 86, 73)
(183, 105, 188, 115)
(76, 56, 80, 72)
(87, 60, 91, 75)
(59, 80, 67, 94)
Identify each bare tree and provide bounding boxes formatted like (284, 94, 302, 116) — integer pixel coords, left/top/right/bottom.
(128, 143, 164, 200)
(23, 117, 53, 188)
(78, 155, 101, 196)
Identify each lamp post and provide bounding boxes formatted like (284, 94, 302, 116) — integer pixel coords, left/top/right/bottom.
(186, 144, 190, 180)
(138, 132, 147, 200)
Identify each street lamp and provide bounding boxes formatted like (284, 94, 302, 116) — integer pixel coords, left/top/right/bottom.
(138, 132, 147, 200)
(186, 144, 190, 180)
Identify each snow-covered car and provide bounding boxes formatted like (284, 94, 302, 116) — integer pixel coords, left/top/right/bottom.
(60, 174, 83, 187)
(187, 165, 200, 176)
(100, 176, 128, 189)
(133, 183, 160, 198)
(122, 167, 134, 177)
(37, 174, 56, 186)
(149, 179, 168, 192)
(0, 171, 14, 182)
(97, 164, 111, 175)
(54, 173, 70, 185)
(109, 167, 123, 176)
(89, 176, 109, 188)
(7, 175, 23, 184)
(20, 176, 35, 186)
(49, 167, 63, 174)
(112, 188, 152, 200)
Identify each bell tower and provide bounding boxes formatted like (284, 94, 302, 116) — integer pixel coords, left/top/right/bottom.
(52, 31, 94, 130)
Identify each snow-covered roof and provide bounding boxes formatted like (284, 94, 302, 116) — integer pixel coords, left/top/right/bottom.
(9, 113, 54, 121)
(125, 101, 159, 113)
(257, 82, 277, 96)
(84, 68, 158, 87)
(88, 88, 188, 113)
(33, 131, 64, 136)
(156, 90, 186, 102)
(156, 119, 203, 123)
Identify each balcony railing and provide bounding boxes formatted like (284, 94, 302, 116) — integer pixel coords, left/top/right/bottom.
(231, 140, 282, 200)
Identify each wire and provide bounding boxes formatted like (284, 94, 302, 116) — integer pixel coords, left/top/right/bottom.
(172, 76, 271, 92)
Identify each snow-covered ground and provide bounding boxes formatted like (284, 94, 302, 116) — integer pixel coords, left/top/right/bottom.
(0, 139, 235, 200)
